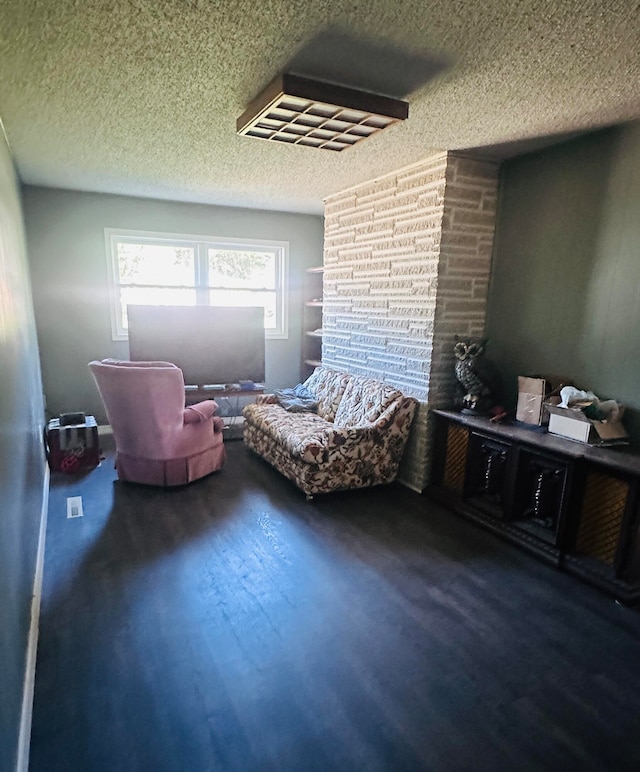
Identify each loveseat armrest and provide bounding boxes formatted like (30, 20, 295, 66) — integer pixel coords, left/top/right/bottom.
(255, 393, 279, 405)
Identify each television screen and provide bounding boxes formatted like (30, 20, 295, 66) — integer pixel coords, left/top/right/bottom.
(127, 305, 265, 386)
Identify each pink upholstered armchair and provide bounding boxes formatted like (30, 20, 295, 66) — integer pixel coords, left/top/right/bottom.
(88, 359, 226, 486)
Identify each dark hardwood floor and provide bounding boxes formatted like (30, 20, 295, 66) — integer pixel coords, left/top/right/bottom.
(30, 440, 640, 772)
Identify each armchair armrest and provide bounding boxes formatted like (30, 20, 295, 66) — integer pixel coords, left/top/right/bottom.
(183, 400, 219, 424)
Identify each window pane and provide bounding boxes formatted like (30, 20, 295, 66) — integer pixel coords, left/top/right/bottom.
(207, 249, 276, 290)
(107, 230, 287, 340)
(208, 289, 276, 329)
(120, 287, 197, 329)
(117, 243, 195, 286)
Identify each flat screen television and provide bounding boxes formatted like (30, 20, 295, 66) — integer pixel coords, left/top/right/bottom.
(127, 305, 265, 386)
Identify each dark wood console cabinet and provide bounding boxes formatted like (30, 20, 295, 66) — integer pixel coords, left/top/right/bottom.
(429, 410, 640, 603)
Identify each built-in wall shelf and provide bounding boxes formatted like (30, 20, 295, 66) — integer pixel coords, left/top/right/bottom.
(302, 266, 324, 380)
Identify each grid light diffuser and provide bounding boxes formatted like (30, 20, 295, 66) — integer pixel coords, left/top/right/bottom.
(237, 74, 409, 151)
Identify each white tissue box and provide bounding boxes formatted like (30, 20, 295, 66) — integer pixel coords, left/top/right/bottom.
(546, 405, 629, 446)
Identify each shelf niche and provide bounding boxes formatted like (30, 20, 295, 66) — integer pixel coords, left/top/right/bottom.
(301, 266, 324, 380)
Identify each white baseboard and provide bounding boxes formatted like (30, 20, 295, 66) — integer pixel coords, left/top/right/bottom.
(16, 466, 49, 772)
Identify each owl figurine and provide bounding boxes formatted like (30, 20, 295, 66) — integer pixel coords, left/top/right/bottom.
(453, 336, 500, 414)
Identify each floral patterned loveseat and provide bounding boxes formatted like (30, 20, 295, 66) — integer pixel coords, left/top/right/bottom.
(242, 366, 417, 498)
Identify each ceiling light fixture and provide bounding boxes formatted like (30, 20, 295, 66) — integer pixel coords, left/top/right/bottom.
(236, 73, 408, 151)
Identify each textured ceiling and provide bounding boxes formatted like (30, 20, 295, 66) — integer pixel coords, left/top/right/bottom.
(1, 1, 639, 215)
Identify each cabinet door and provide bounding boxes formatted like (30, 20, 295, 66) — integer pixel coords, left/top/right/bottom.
(511, 450, 571, 546)
(464, 433, 513, 519)
(568, 468, 640, 581)
(439, 423, 470, 496)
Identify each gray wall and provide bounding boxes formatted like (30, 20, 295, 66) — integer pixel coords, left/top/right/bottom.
(486, 121, 640, 442)
(23, 187, 324, 422)
(0, 139, 47, 769)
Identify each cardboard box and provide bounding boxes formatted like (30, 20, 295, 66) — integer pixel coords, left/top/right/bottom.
(546, 405, 629, 446)
(516, 376, 563, 426)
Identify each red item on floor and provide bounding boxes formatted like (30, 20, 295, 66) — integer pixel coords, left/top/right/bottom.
(45, 415, 100, 473)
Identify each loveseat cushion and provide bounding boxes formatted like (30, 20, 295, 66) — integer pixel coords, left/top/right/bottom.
(334, 376, 404, 428)
(302, 367, 351, 422)
(243, 402, 331, 447)
(244, 407, 370, 465)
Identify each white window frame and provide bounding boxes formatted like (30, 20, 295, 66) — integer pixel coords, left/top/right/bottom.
(105, 228, 289, 341)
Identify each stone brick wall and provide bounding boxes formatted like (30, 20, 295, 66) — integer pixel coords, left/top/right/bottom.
(322, 152, 499, 491)
(430, 156, 500, 411)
